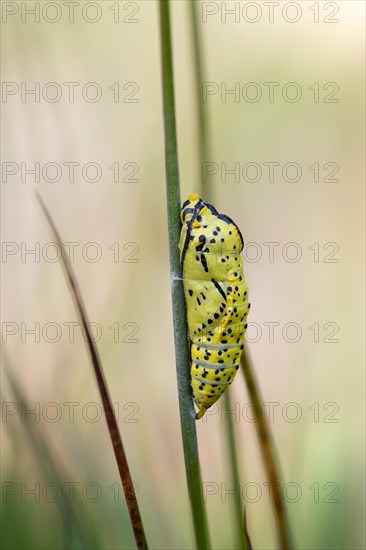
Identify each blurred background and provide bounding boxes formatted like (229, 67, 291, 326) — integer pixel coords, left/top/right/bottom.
(1, 1, 365, 549)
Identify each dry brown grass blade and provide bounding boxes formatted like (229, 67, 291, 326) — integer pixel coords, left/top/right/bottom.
(243, 508, 253, 550)
(35, 192, 148, 550)
(241, 350, 291, 550)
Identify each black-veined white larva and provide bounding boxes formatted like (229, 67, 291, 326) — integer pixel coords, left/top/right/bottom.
(179, 194, 250, 420)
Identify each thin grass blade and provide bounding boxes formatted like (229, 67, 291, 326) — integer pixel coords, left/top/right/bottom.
(190, 0, 209, 196)
(35, 192, 148, 550)
(241, 350, 292, 549)
(244, 508, 253, 550)
(223, 391, 247, 549)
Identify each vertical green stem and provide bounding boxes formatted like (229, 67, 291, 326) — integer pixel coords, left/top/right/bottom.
(159, 2, 210, 548)
(190, 0, 209, 197)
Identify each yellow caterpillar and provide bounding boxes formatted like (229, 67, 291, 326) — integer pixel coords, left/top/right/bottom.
(179, 194, 250, 419)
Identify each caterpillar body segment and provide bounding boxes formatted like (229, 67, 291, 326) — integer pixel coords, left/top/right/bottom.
(179, 194, 250, 420)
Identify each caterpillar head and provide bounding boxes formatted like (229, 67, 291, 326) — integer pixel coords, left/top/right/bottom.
(180, 194, 218, 229)
(180, 194, 244, 251)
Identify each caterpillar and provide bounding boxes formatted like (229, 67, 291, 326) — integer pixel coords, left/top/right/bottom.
(179, 194, 250, 420)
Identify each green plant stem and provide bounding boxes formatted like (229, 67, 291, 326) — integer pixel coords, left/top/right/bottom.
(35, 193, 148, 550)
(241, 350, 292, 550)
(159, 2, 210, 549)
(190, 0, 209, 196)
(223, 392, 248, 550)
